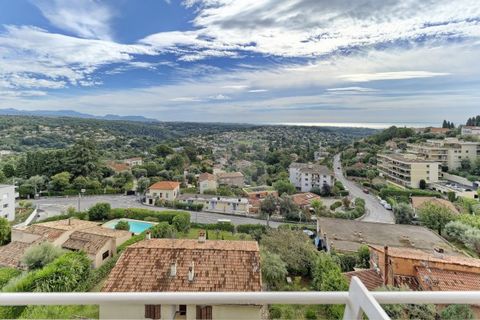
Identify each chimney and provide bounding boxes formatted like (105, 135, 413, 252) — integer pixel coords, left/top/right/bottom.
(188, 262, 195, 282)
(383, 246, 389, 285)
(198, 230, 206, 243)
(146, 231, 151, 240)
(170, 262, 177, 277)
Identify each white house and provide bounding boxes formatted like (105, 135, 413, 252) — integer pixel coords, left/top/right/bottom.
(0, 184, 16, 221)
(289, 163, 334, 192)
(461, 126, 480, 136)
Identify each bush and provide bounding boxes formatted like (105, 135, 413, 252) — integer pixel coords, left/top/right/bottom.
(21, 242, 65, 270)
(172, 214, 190, 232)
(88, 202, 111, 221)
(440, 304, 474, 320)
(304, 307, 318, 320)
(379, 187, 441, 199)
(0, 268, 21, 288)
(330, 201, 342, 211)
(236, 224, 267, 235)
(151, 222, 175, 238)
(108, 208, 190, 224)
(444, 221, 471, 241)
(462, 228, 480, 253)
(0, 217, 11, 245)
(114, 220, 130, 231)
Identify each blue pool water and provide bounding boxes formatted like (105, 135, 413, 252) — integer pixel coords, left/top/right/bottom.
(103, 219, 155, 234)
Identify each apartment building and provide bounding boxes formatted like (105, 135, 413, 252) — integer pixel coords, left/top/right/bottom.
(0, 184, 16, 221)
(101, 238, 263, 320)
(377, 153, 440, 188)
(289, 162, 334, 192)
(407, 138, 480, 170)
(461, 126, 480, 136)
(178, 194, 249, 215)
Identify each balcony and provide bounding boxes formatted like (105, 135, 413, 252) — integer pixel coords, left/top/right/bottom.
(0, 277, 479, 320)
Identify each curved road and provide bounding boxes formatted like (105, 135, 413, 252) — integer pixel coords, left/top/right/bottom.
(334, 153, 394, 224)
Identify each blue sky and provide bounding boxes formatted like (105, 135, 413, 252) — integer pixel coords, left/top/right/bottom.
(0, 0, 479, 124)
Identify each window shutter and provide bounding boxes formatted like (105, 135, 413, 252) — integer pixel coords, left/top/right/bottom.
(145, 304, 161, 319)
(196, 305, 212, 320)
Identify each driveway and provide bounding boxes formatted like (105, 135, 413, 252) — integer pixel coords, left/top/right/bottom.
(28, 195, 282, 227)
(334, 153, 395, 224)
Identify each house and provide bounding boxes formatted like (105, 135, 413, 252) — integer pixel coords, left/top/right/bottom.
(369, 245, 480, 291)
(315, 217, 458, 255)
(101, 238, 263, 320)
(377, 153, 440, 188)
(106, 161, 130, 173)
(216, 172, 244, 188)
(178, 194, 249, 215)
(289, 163, 334, 192)
(198, 173, 217, 194)
(3, 218, 132, 269)
(427, 127, 451, 135)
(123, 157, 143, 167)
(461, 126, 480, 136)
(291, 192, 321, 210)
(145, 181, 180, 205)
(243, 186, 278, 214)
(410, 196, 460, 218)
(0, 184, 17, 221)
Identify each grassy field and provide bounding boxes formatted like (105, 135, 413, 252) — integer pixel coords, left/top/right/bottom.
(178, 228, 252, 240)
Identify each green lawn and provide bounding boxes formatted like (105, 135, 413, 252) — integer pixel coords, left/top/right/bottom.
(20, 305, 99, 319)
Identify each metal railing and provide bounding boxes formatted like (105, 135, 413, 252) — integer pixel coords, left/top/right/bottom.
(0, 277, 479, 320)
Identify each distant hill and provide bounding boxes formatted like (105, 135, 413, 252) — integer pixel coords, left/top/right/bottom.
(0, 108, 158, 123)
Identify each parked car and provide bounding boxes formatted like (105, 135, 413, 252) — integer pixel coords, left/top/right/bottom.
(384, 203, 392, 210)
(363, 188, 370, 194)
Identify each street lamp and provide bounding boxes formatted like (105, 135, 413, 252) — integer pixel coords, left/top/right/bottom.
(78, 189, 86, 212)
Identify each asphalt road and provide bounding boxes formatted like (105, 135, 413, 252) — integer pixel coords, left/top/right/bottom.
(334, 153, 395, 224)
(29, 195, 282, 227)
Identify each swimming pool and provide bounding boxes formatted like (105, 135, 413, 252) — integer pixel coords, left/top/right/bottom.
(103, 219, 155, 234)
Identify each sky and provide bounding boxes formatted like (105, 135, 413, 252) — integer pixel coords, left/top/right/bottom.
(0, 0, 479, 124)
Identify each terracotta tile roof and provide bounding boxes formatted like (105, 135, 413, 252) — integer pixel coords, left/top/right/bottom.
(107, 161, 130, 172)
(199, 172, 216, 182)
(102, 239, 261, 292)
(369, 245, 480, 268)
(429, 128, 451, 134)
(82, 226, 131, 239)
(344, 269, 384, 290)
(0, 241, 31, 268)
(149, 181, 180, 190)
(411, 197, 459, 215)
(62, 231, 112, 255)
(37, 219, 100, 231)
(416, 267, 480, 291)
(217, 172, 244, 179)
(291, 192, 321, 207)
(22, 225, 66, 241)
(394, 275, 420, 290)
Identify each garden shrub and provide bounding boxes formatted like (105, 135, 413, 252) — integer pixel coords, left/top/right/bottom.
(330, 201, 342, 211)
(114, 220, 130, 231)
(0, 268, 21, 288)
(21, 242, 65, 270)
(108, 208, 190, 225)
(172, 214, 190, 232)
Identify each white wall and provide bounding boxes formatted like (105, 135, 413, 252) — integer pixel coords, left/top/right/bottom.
(0, 185, 16, 221)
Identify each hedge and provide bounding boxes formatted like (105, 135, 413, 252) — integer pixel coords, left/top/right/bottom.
(236, 224, 267, 234)
(156, 200, 204, 211)
(190, 222, 235, 232)
(330, 201, 342, 211)
(378, 188, 441, 199)
(108, 208, 190, 224)
(0, 252, 91, 318)
(0, 268, 21, 289)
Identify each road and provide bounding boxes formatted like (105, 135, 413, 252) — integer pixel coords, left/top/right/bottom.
(334, 153, 395, 224)
(28, 195, 282, 227)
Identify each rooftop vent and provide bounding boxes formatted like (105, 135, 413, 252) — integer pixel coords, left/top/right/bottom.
(198, 230, 206, 243)
(146, 231, 151, 240)
(188, 262, 195, 282)
(170, 262, 177, 277)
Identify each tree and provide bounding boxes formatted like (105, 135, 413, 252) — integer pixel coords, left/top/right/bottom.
(278, 194, 300, 221)
(172, 214, 190, 232)
(418, 202, 456, 234)
(311, 199, 329, 217)
(67, 139, 99, 177)
(341, 197, 351, 209)
(260, 229, 318, 276)
(28, 175, 46, 195)
(49, 172, 71, 191)
(356, 245, 370, 268)
(273, 180, 296, 195)
(440, 304, 474, 320)
(320, 184, 332, 196)
(260, 194, 278, 227)
(419, 179, 427, 190)
(0, 218, 11, 245)
(0, 170, 6, 184)
(136, 177, 151, 195)
(393, 203, 414, 224)
(366, 170, 376, 185)
(260, 250, 287, 290)
(151, 222, 175, 238)
(460, 159, 471, 171)
(88, 202, 111, 221)
(21, 242, 65, 270)
(2, 164, 15, 178)
(153, 144, 174, 157)
(115, 220, 130, 231)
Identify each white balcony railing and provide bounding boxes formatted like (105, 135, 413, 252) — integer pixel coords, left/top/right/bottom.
(0, 277, 479, 320)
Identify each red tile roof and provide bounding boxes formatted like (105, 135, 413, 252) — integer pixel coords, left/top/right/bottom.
(102, 239, 261, 292)
(199, 172, 216, 182)
(416, 267, 480, 291)
(344, 269, 384, 290)
(149, 181, 180, 190)
(291, 192, 321, 207)
(0, 241, 31, 268)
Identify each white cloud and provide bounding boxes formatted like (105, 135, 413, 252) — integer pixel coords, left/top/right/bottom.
(33, 0, 114, 40)
(209, 94, 231, 100)
(169, 97, 202, 102)
(338, 71, 450, 82)
(248, 89, 268, 93)
(327, 87, 377, 92)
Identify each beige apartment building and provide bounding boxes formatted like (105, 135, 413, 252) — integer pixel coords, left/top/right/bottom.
(407, 138, 479, 170)
(145, 181, 180, 205)
(377, 153, 440, 188)
(178, 194, 250, 215)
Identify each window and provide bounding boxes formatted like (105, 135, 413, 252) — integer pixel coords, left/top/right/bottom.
(166, 193, 169, 198)
(196, 306, 212, 320)
(102, 250, 109, 260)
(179, 305, 187, 316)
(3, 204, 7, 208)
(145, 305, 161, 319)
